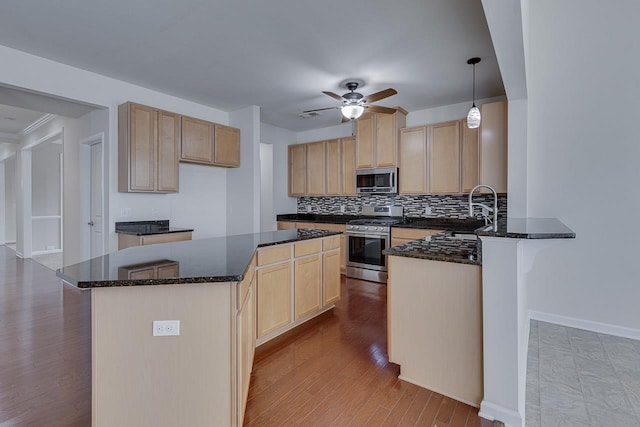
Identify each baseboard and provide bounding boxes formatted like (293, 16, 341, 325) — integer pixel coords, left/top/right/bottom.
(398, 375, 479, 408)
(529, 310, 640, 341)
(32, 249, 63, 256)
(479, 400, 522, 427)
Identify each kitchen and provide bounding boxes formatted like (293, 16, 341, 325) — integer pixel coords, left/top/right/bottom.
(1, 1, 640, 427)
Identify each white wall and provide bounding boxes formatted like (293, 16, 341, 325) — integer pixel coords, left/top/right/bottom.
(261, 123, 297, 216)
(31, 141, 62, 216)
(259, 143, 274, 232)
(3, 155, 16, 243)
(525, 0, 640, 330)
(0, 44, 232, 261)
(227, 106, 261, 236)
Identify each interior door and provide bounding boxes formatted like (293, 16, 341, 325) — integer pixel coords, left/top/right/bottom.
(90, 143, 103, 258)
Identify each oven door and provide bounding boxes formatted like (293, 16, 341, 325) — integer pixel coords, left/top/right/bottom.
(346, 231, 389, 272)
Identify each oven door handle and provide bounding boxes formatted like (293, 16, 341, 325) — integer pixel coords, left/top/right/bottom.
(346, 231, 390, 239)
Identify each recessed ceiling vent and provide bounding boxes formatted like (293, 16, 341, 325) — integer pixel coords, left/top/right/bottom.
(298, 111, 322, 118)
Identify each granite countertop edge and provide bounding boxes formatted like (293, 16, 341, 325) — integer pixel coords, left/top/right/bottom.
(115, 227, 195, 236)
(383, 231, 482, 266)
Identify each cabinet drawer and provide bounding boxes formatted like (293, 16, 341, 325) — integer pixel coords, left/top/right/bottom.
(313, 223, 345, 232)
(141, 231, 192, 246)
(391, 228, 443, 240)
(322, 236, 340, 251)
(257, 244, 291, 266)
(294, 239, 322, 257)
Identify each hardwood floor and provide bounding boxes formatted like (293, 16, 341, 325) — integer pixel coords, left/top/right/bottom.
(245, 276, 492, 427)
(0, 245, 490, 426)
(0, 246, 91, 426)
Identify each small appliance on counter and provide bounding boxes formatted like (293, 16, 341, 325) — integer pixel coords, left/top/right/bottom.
(355, 167, 398, 194)
(345, 205, 403, 283)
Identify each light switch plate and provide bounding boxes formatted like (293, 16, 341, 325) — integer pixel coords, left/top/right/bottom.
(424, 206, 432, 215)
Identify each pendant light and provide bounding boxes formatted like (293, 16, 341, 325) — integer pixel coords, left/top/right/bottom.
(466, 57, 481, 129)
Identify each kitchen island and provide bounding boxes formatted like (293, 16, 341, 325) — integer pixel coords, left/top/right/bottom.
(57, 228, 342, 427)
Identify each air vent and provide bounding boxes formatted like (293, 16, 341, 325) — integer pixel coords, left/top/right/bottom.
(298, 111, 322, 118)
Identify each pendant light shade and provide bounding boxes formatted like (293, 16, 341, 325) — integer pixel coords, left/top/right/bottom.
(341, 104, 365, 120)
(466, 57, 481, 129)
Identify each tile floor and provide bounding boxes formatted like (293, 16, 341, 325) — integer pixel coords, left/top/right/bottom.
(526, 320, 640, 426)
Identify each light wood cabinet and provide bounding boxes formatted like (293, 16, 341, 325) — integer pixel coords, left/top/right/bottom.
(180, 116, 213, 164)
(257, 262, 292, 338)
(277, 221, 297, 230)
(356, 115, 375, 169)
(323, 249, 341, 305)
(341, 137, 357, 195)
(236, 266, 255, 426)
(325, 139, 341, 195)
(391, 227, 444, 248)
(399, 126, 428, 194)
(117, 231, 192, 250)
(180, 117, 241, 168)
(214, 124, 240, 167)
(288, 144, 307, 196)
(428, 121, 461, 194)
(306, 141, 326, 195)
(118, 102, 180, 193)
(356, 110, 407, 169)
(461, 119, 480, 193)
(294, 255, 322, 320)
(479, 101, 508, 193)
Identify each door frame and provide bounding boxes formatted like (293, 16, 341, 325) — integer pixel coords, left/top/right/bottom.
(21, 129, 64, 259)
(81, 132, 106, 259)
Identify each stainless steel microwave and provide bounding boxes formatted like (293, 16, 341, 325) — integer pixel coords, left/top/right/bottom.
(355, 167, 398, 194)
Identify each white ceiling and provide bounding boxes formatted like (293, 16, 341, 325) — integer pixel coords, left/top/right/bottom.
(0, 0, 504, 132)
(0, 105, 47, 140)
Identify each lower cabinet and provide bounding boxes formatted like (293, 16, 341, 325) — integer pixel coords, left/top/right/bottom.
(255, 235, 342, 344)
(117, 231, 193, 250)
(294, 255, 321, 320)
(256, 262, 292, 338)
(235, 267, 256, 426)
(390, 227, 444, 247)
(276, 221, 346, 274)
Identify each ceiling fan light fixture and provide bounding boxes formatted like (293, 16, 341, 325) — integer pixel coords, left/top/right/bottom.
(341, 104, 364, 120)
(466, 57, 482, 129)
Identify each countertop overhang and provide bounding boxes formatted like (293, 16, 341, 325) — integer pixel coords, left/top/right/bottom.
(57, 229, 341, 288)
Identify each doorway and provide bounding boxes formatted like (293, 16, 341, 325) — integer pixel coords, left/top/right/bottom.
(81, 134, 105, 259)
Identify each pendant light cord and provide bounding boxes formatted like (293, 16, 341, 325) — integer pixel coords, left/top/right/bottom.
(472, 62, 476, 108)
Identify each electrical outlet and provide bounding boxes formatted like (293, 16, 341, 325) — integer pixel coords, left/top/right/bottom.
(151, 207, 158, 215)
(153, 320, 180, 337)
(306, 206, 312, 213)
(424, 206, 432, 215)
(340, 205, 346, 213)
(120, 207, 132, 218)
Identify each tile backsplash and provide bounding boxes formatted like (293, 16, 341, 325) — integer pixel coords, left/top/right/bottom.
(297, 194, 508, 220)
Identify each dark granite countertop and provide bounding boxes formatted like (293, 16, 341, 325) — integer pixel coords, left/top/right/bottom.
(277, 213, 485, 232)
(57, 229, 341, 289)
(115, 220, 194, 236)
(475, 218, 576, 239)
(384, 231, 482, 266)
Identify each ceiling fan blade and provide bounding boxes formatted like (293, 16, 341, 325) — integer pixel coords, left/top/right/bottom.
(303, 106, 339, 113)
(322, 91, 344, 101)
(365, 105, 397, 114)
(364, 88, 397, 103)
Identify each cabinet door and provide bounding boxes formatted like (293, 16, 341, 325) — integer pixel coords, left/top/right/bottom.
(156, 263, 179, 279)
(325, 139, 341, 195)
(288, 144, 307, 196)
(157, 110, 180, 192)
(236, 277, 255, 426)
(306, 141, 326, 195)
(399, 127, 427, 194)
(129, 104, 156, 191)
(341, 137, 356, 195)
(480, 101, 508, 193)
(128, 268, 156, 280)
(356, 115, 375, 169)
(428, 121, 461, 194)
(323, 250, 341, 305)
(375, 113, 398, 167)
(180, 116, 213, 164)
(294, 255, 321, 320)
(214, 124, 240, 167)
(277, 221, 297, 230)
(257, 263, 292, 337)
(461, 119, 480, 193)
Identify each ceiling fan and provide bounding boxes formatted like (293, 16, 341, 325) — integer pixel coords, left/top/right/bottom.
(303, 81, 398, 122)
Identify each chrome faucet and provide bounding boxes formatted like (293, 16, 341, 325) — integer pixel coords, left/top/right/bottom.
(468, 184, 498, 231)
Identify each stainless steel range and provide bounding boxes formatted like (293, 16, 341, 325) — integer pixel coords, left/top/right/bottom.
(345, 205, 403, 283)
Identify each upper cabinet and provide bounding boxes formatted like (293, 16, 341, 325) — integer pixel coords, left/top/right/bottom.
(325, 139, 341, 196)
(118, 102, 179, 193)
(180, 118, 241, 168)
(341, 137, 356, 195)
(356, 109, 407, 169)
(306, 141, 326, 196)
(428, 121, 460, 194)
(479, 101, 508, 193)
(399, 126, 428, 194)
(288, 144, 307, 196)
